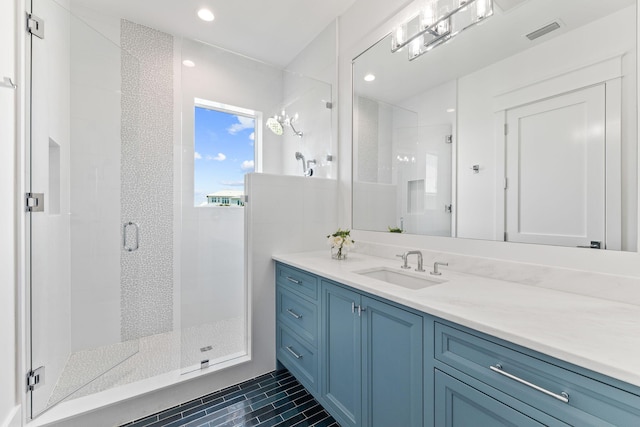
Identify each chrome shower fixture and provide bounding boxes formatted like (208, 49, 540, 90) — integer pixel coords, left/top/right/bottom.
(266, 110, 303, 137)
(295, 151, 315, 176)
(266, 117, 283, 135)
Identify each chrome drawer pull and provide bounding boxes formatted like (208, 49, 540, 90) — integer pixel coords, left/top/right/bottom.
(285, 346, 303, 359)
(286, 309, 302, 319)
(490, 364, 570, 403)
(286, 276, 302, 285)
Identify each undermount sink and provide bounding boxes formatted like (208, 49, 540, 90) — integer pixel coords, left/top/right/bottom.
(356, 267, 446, 290)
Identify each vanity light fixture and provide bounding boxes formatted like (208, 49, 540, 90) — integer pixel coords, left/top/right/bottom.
(197, 8, 215, 22)
(182, 59, 195, 67)
(364, 73, 376, 82)
(392, 0, 494, 61)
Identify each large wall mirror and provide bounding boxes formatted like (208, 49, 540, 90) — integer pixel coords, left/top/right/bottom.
(352, 0, 638, 251)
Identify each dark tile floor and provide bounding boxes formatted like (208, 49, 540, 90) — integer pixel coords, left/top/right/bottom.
(119, 369, 339, 427)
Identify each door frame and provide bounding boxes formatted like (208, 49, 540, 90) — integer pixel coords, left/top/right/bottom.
(493, 55, 624, 249)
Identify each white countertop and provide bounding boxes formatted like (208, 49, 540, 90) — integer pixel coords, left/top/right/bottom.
(273, 251, 640, 389)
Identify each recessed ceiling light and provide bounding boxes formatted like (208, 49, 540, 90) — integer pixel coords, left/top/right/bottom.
(183, 60, 196, 67)
(197, 8, 215, 22)
(364, 74, 376, 82)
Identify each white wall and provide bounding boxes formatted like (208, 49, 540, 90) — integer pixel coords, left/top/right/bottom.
(0, 0, 19, 424)
(338, 0, 640, 277)
(285, 21, 338, 179)
(456, 7, 637, 244)
(246, 175, 339, 374)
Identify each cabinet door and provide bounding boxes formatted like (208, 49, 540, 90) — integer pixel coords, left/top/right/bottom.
(362, 297, 423, 427)
(321, 281, 361, 427)
(435, 370, 547, 427)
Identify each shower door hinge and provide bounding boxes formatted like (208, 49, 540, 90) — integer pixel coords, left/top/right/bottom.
(26, 366, 45, 392)
(445, 204, 453, 213)
(27, 13, 45, 39)
(25, 193, 44, 212)
(445, 135, 453, 144)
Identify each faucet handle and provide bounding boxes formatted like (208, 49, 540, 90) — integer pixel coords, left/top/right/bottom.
(396, 253, 411, 269)
(430, 261, 449, 276)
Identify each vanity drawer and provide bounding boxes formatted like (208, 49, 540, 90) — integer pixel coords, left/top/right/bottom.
(434, 322, 640, 426)
(277, 324, 318, 392)
(276, 263, 318, 301)
(277, 286, 318, 346)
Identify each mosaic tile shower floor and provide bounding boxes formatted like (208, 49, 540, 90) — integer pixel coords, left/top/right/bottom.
(49, 318, 245, 405)
(119, 369, 339, 427)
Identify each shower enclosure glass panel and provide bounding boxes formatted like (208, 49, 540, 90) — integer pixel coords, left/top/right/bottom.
(29, 0, 140, 416)
(179, 39, 256, 372)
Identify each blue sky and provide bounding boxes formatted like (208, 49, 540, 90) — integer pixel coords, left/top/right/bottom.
(194, 106, 255, 205)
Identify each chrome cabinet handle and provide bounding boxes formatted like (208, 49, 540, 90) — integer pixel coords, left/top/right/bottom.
(286, 276, 302, 285)
(123, 221, 139, 252)
(286, 309, 302, 319)
(352, 302, 356, 313)
(490, 364, 569, 403)
(285, 346, 303, 359)
(357, 305, 366, 316)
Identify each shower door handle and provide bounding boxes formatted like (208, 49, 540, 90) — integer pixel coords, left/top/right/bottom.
(123, 222, 139, 252)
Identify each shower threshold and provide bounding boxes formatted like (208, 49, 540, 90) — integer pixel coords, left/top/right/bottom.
(35, 317, 247, 425)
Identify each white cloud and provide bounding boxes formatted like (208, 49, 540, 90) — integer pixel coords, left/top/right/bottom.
(194, 152, 202, 160)
(227, 116, 255, 135)
(207, 153, 226, 161)
(249, 132, 255, 141)
(221, 180, 245, 187)
(241, 160, 255, 171)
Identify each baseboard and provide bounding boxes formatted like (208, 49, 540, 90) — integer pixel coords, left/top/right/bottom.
(1, 405, 21, 427)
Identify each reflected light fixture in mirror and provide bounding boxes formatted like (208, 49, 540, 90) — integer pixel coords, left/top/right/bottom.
(393, 0, 494, 61)
(182, 59, 195, 67)
(364, 73, 376, 82)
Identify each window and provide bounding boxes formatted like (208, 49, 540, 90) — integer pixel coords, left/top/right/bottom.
(193, 99, 261, 206)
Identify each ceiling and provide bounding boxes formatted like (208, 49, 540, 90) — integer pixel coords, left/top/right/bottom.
(69, 0, 357, 67)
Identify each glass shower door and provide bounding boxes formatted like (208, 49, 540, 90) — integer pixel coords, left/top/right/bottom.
(29, 0, 140, 417)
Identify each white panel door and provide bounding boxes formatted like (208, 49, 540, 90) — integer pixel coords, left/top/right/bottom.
(505, 84, 605, 248)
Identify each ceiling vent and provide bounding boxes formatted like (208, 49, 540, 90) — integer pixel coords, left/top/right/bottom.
(526, 22, 561, 41)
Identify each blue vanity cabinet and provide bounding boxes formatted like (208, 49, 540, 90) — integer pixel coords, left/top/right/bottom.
(321, 281, 362, 427)
(275, 262, 640, 427)
(361, 295, 423, 427)
(275, 263, 320, 393)
(433, 322, 640, 426)
(321, 280, 423, 427)
(435, 369, 553, 427)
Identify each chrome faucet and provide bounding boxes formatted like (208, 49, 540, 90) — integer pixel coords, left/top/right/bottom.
(396, 251, 425, 272)
(430, 261, 449, 276)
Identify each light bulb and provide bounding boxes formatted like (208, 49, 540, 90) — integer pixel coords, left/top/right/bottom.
(396, 26, 405, 44)
(197, 8, 215, 22)
(476, 0, 489, 18)
(420, 1, 436, 29)
(408, 37, 422, 60)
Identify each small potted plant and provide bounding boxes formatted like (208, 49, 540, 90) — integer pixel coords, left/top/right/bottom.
(327, 228, 354, 260)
